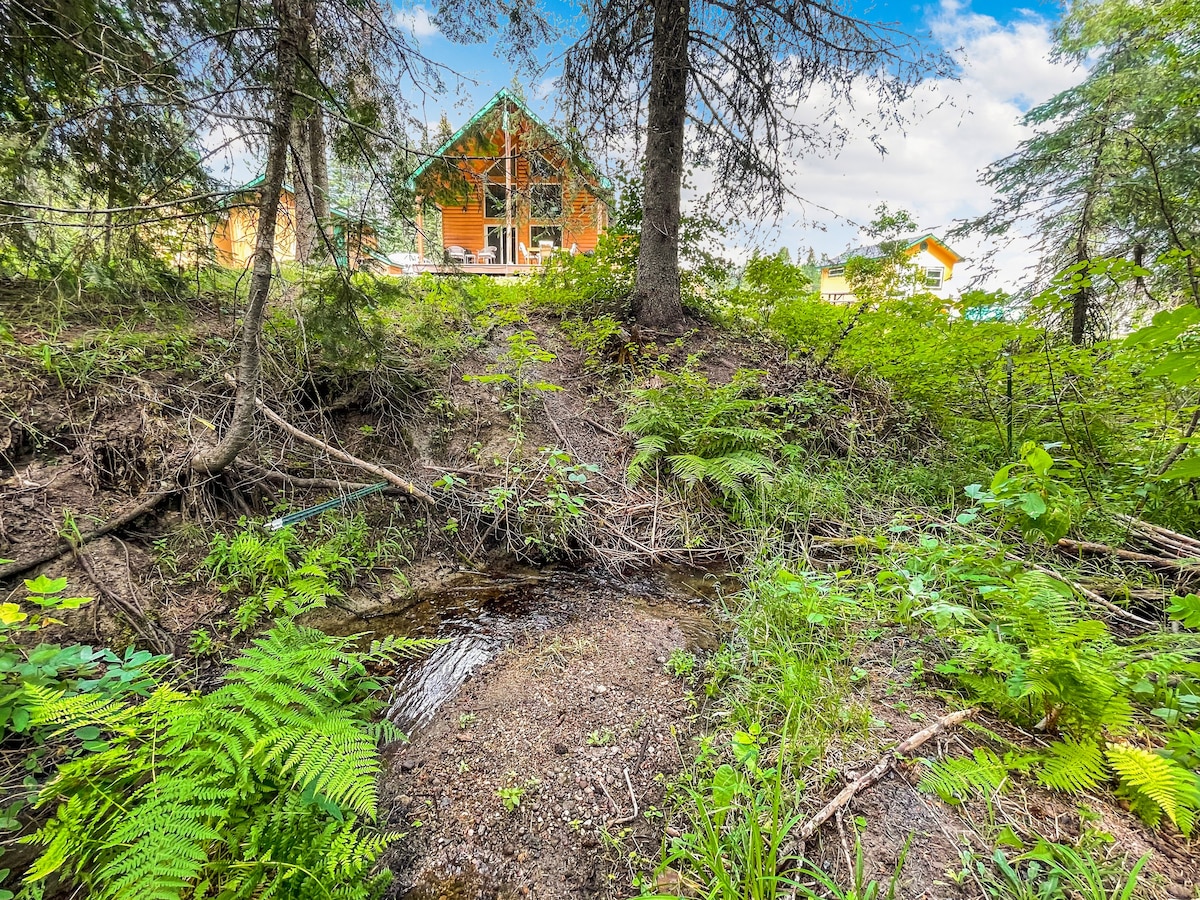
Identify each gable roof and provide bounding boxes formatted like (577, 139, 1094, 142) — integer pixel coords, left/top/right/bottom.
(820, 234, 962, 267)
(408, 88, 612, 191)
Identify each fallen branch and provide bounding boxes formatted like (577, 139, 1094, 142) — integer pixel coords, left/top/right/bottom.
(778, 708, 977, 873)
(0, 489, 177, 583)
(1020, 556, 1158, 629)
(1056, 537, 1198, 570)
(239, 462, 393, 493)
(1117, 514, 1200, 557)
(246, 387, 435, 504)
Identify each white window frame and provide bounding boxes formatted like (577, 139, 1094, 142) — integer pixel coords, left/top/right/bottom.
(826, 266, 844, 277)
(924, 266, 945, 288)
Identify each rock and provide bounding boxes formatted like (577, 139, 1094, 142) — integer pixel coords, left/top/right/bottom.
(592, 684, 608, 695)
(400, 758, 418, 772)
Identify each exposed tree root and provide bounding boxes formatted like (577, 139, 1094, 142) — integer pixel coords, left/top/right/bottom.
(72, 546, 173, 654)
(246, 386, 436, 504)
(0, 489, 177, 583)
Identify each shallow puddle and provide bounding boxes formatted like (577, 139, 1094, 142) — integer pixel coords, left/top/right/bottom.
(305, 566, 725, 735)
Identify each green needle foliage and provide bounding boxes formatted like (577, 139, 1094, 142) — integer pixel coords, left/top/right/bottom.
(20, 624, 429, 899)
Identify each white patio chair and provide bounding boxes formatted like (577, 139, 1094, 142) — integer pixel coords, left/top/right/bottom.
(518, 241, 540, 265)
(476, 246, 497, 264)
(447, 245, 472, 265)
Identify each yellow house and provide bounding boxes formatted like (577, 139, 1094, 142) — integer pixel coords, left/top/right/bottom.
(819, 234, 962, 303)
(212, 178, 382, 269)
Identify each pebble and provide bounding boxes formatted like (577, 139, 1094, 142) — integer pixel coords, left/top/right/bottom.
(592, 684, 608, 695)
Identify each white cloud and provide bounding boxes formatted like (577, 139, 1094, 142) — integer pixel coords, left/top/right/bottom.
(708, 0, 1085, 293)
(393, 5, 440, 40)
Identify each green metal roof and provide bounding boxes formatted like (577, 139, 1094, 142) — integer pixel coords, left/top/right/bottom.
(407, 87, 612, 192)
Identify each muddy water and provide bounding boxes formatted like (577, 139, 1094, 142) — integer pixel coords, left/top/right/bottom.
(303, 566, 725, 735)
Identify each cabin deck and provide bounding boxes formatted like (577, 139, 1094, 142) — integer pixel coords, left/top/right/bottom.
(410, 262, 547, 276)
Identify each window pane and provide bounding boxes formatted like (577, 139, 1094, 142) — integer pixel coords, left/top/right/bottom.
(530, 184, 563, 219)
(529, 151, 556, 178)
(485, 183, 507, 218)
(531, 225, 562, 247)
(924, 267, 944, 287)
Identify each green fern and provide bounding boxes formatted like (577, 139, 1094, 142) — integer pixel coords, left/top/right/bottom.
(1106, 743, 1200, 836)
(624, 367, 783, 504)
(918, 748, 1030, 805)
(1036, 738, 1109, 794)
(21, 622, 428, 899)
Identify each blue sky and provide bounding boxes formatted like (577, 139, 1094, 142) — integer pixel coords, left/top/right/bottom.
(391, 0, 1082, 290)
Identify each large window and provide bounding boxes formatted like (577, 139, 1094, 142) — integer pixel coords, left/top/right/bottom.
(485, 183, 507, 219)
(530, 225, 563, 249)
(529, 183, 563, 219)
(924, 266, 945, 288)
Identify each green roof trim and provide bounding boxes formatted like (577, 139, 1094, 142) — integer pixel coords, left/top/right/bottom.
(407, 87, 612, 192)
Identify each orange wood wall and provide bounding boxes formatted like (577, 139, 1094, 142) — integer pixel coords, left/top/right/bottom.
(419, 123, 607, 260)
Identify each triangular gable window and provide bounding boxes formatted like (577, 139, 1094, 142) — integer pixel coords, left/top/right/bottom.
(529, 151, 556, 179)
(486, 158, 509, 181)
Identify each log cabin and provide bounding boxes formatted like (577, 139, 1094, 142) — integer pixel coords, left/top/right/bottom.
(409, 89, 611, 270)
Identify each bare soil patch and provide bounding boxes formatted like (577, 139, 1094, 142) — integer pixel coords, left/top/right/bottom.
(379, 583, 717, 900)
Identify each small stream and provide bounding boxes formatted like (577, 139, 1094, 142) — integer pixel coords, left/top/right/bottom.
(302, 566, 725, 735)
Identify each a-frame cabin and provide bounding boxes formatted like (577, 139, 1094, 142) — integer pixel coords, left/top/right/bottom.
(409, 89, 610, 269)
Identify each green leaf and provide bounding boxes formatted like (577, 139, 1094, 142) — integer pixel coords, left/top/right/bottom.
(711, 764, 738, 810)
(1168, 594, 1200, 628)
(0, 603, 27, 626)
(1024, 445, 1053, 478)
(24, 575, 67, 596)
(1162, 456, 1200, 481)
(1019, 492, 1047, 518)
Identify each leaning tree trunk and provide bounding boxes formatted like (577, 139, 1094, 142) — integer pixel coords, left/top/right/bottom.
(192, 0, 302, 474)
(631, 0, 690, 333)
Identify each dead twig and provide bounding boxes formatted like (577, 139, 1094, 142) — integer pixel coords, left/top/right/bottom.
(777, 708, 976, 873)
(610, 767, 641, 825)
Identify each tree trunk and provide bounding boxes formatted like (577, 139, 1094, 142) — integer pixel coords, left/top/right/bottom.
(1071, 123, 1107, 345)
(631, 0, 690, 333)
(290, 0, 328, 265)
(192, 0, 302, 475)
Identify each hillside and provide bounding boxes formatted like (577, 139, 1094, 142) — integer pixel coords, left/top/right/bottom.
(3, 264, 1198, 899)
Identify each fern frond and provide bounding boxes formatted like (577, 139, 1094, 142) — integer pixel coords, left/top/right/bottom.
(1036, 738, 1109, 794)
(1107, 743, 1200, 836)
(918, 748, 1012, 805)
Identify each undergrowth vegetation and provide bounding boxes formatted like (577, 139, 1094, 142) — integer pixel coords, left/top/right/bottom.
(3, 202, 1200, 899)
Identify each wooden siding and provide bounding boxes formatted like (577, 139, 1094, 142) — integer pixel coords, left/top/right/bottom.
(213, 189, 378, 268)
(414, 108, 608, 262)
